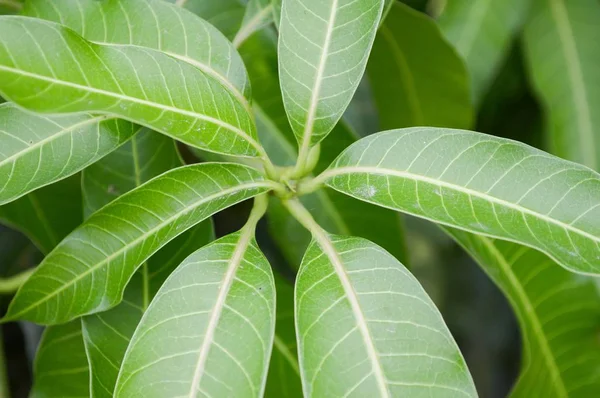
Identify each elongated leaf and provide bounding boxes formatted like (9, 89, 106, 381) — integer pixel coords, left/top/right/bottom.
(0, 175, 82, 254)
(523, 0, 600, 171)
(80, 129, 214, 397)
(4, 163, 275, 324)
(367, 2, 472, 130)
(0, 16, 260, 157)
(0, 103, 136, 206)
(438, 0, 532, 105)
(234, 0, 274, 48)
(446, 230, 600, 397)
(169, 0, 246, 40)
(315, 128, 600, 274)
(265, 274, 302, 397)
(30, 320, 89, 398)
(295, 232, 476, 396)
(23, 0, 250, 103)
(115, 225, 275, 397)
(278, 0, 384, 149)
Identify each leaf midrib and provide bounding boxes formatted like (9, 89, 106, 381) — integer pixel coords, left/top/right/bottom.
(5, 180, 273, 322)
(321, 166, 599, 244)
(0, 65, 261, 154)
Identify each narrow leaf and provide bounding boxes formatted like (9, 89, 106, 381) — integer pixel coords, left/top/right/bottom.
(438, 0, 532, 104)
(446, 230, 600, 397)
(234, 0, 274, 48)
(523, 0, 600, 170)
(30, 321, 89, 398)
(169, 0, 246, 40)
(23, 0, 250, 104)
(115, 205, 275, 397)
(316, 128, 600, 274)
(0, 103, 135, 206)
(4, 163, 275, 324)
(0, 16, 260, 157)
(367, 2, 472, 130)
(295, 232, 476, 396)
(278, 0, 384, 148)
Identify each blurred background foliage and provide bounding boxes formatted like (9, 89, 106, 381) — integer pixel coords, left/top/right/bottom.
(1, 0, 599, 397)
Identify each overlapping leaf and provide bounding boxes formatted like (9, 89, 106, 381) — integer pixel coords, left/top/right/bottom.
(367, 2, 472, 130)
(295, 231, 476, 396)
(4, 163, 275, 324)
(167, 0, 246, 40)
(523, 0, 600, 171)
(447, 230, 600, 397)
(0, 16, 260, 157)
(115, 211, 275, 397)
(278, 0, 384, 150)
(23, 0, 250, 103)
(438, 0, 532, 104)
(234, 0, 274, 48)
(0, 103, 136, 205)
(315, 127, 600, 274)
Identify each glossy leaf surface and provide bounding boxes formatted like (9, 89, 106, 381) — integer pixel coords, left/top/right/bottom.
(447, 230, 600, 397)
(115, 230, 275, 397)
(278, 0, 384, 147)
(523, 0, 600, 171)
(318, 127, 600, 274)
(4, 163, 274, 324)
(296, 233, 476, 396)
(367, 2, 472, 130)
(0, 103, 135, 205)
(0, 16, 259, 157)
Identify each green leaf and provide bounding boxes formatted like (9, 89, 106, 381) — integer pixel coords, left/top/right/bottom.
(438, 0, 533, 105)
(367, 2, 472, 130)
(23, 0, 250, 104)
(0, 175, 83, 254)
(0, 0, 21, 15)
(4, 163, 275, 324)
(314, 127, 600, 275)
(272, 0, 282, 29)
(265, 274, 302, 398)
(115, 200, 275, 397)
(0, 16, 260, 157)
(295, 231, 476, 396)
(446, 230, 600, 397)
(30, 320, 89, 398)
(168, 0, 246, 40)
(0, 103, 136, 206)
(234, 0, 274, 48)
(523, 0, 600, 171)
(278, 0, 384, 149)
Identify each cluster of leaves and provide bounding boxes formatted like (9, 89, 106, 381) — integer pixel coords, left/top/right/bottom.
(0, 0, 598, 397)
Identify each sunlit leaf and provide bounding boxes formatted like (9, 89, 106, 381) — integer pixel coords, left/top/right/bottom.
(315, 127, 600, 275)
(0, 16, 260, 157)
(368, 2, 472, 130)
(446, 229, 600, 397)
(278, 0, 384, 150)
(523, 0, 600, 171)
(295, 232, 476, 396)
(4, 163, 275, 324)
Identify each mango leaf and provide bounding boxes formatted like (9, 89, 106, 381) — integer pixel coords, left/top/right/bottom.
(0, 0, 21, 14)
(265, 274, 302, 397)
(30, 320, 89, 398)
(0, 16, 261, 158)
(313, 127, 600, 275)
(0, 175, 83, 254)
(115, 200, 275, 397)
(446, 230, 600, 397)
(438, 0, 532, 105)
(272, 0, 282, 29)
(23, 0, 250, 104)
(233, 0, 274, 48)
(523, 0, 600, 171)
(4, 163, 275, 324)
(293, 226, 476, 396)
(0, 103, 136, 206)
(367, 2, 472, 130)
(278, 0, 384, 151)
(80, 130, 214, 397)
(239, 31, 407, 267)
(168, 0, 246, 40)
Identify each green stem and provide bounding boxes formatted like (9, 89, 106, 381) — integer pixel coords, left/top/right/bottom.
(0, 269, 33, 295)
(244, 193, 269, 231)
(282, 198, 325, 239)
